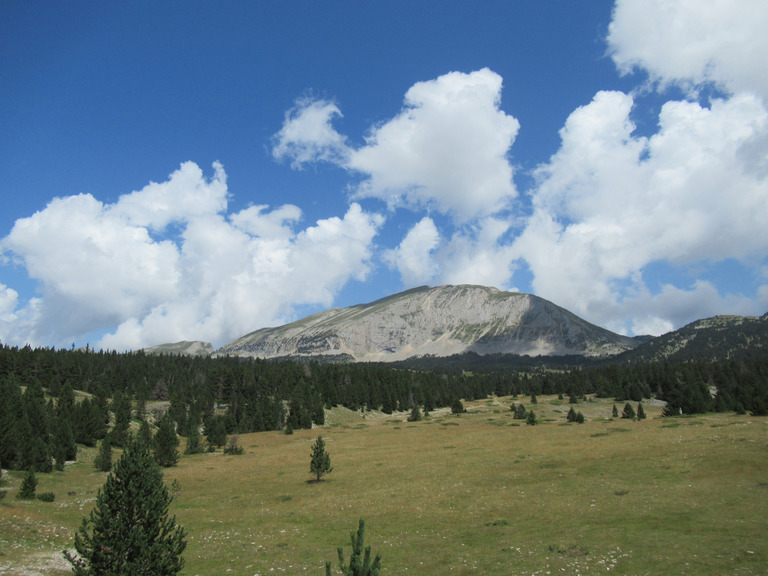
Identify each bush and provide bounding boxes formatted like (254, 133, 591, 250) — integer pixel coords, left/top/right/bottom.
(622, 402, 636, 420)
(451, 399, 466, 414)
(37, 492, 55, 502)
(526, 410, 537, 426)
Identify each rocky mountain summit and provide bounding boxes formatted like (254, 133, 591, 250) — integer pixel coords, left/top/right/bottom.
(214, 285, 640, 361)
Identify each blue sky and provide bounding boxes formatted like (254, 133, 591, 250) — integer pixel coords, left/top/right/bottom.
(1, 0, 767, 351)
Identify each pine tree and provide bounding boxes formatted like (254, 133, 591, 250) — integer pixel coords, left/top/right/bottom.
(407, 405, 422, 422)
(637, 402, 646, 420)
(530, 392, 538, 404)
(17, 469, 38, 499)
(451, 399, 466, 414)
(94, 438, 112, 472)
(204, 415, 227, 451)
(326, 518, 381, 576)
(64, 434, 187, 575)
(567, 406, 577, 422)
(612, 404, 619, 418)
(514, 403, 527, 420)
(310, 435, 333, 482)
(622, 402, 636, 420)
(184, 425, 204, 455)
(526, 410, 537, 426)
(154, 413, 180, 467)
(109, 391, 132, 448)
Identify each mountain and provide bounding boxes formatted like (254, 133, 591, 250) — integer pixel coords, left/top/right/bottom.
(143, 340, 215, 357)
(615, 313, 768, 364)
(214, 285, 640, 362)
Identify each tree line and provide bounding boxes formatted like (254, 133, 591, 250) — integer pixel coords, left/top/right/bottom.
(1, 343, 767, 472)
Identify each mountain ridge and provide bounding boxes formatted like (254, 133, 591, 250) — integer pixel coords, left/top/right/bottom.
(213, 285, 640, 361)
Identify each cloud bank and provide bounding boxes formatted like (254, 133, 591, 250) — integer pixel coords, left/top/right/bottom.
(0, 162, 382, 349)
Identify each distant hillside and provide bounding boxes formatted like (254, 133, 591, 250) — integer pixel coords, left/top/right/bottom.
(214, 285, 640, 361)
(143, 340, 214, 357)
(615, 313, 768, 363)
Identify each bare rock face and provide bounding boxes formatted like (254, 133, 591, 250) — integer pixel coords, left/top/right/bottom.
(214, 285, 638, 361)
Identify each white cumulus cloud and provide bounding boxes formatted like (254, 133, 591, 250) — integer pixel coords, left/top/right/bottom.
(0, 163, 382, 350)
(608, 0, 768, 99)
(273, 68, 520, 223)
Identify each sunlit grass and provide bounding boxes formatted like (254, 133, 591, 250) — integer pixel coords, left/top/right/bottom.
(1, 396, 766, 575)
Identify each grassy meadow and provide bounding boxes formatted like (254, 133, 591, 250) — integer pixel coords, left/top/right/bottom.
(1, 395, 766, 575)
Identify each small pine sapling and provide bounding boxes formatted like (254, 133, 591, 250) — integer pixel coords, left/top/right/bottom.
(612, 404, 619, 418)
(326, 518, 382, 576)
(310, 435, 333, 482)
(526, 410, 537, 426)
(622, 402, 636, 420)
(637, 402, 646, 420)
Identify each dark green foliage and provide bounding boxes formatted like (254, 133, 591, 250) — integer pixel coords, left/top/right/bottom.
(637, 402, 646, 420)
(204, 415, 228, 451)
(407, 405, 422, 422)
(17, 469, 38, 499)
(526, 410, 537, 426)
(184, 425, 204, 455)
(223, 435, 244, 455)
(612, 404, 619, 418)
(567, 406, 577, 422)
(310, 435, 332, 482)
(37, 491, 55, 502)
(530, 392, 538, 404)
(622, 403, 636, 420)
(109, 391, 132, 448)
(451, 399, 466, 414)
(326, 518, 382, 576)
(94, 438, 112, 472)
(154, 413, 180, 467)
(64, 434, 187, 575)
(513, 403, 527, 420)
(566, 406, 584, 423)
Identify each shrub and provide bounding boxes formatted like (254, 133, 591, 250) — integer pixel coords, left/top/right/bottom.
(451, 399, 466, 414)
(526, 410, 537, 426)
(37, 492, 56, 502)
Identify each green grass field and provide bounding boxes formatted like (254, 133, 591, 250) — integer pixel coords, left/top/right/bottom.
(1, 396, 766, 575)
